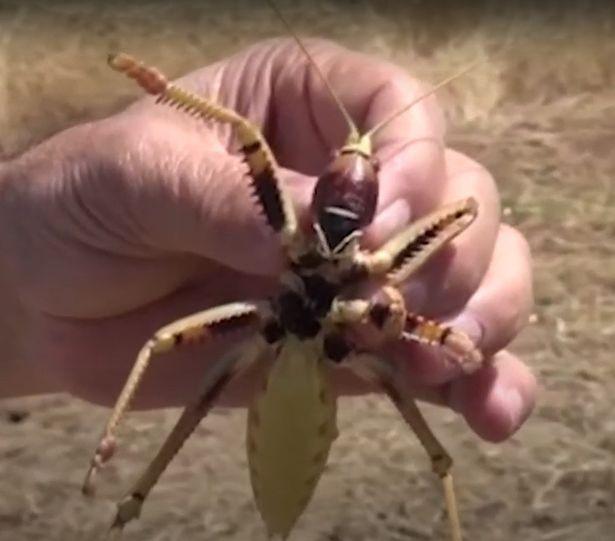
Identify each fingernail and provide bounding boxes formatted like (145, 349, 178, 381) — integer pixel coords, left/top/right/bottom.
(501, 385, 524, 434)
(400, 280, 428, 311)
(448, 312, 484, 346)
(369, 199, 410, 247)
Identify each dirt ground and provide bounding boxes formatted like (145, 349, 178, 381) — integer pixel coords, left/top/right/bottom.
(1, 1, 614, 540)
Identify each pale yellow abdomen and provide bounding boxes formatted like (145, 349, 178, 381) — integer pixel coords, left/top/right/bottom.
(247, 337, 337, 539)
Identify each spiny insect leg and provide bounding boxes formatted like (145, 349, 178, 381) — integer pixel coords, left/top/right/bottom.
(350, 355, 463, 541)
(357, 198, 478, 284)
(107, 53, 299, 248)
(403, 312, 483, 374)
(82, 301, 266, 496)
(107, 338, 265, 538)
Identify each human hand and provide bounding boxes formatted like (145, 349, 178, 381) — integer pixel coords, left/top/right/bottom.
(0, 39, 535, 442)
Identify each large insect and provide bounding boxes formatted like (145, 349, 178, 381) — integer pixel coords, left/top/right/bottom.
(82, 13, 485, 541)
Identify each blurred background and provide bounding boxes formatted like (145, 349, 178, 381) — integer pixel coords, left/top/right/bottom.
(1, 1, 614, 540)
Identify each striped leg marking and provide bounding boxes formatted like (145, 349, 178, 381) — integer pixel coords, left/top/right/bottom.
(82, 302, 264, 496)
(107, 53, 298, 247)
(357, 198, 478, 284)
(107, 339, 264, 538)
(403, 313, 483, 374)
(350, 356, 464, 541)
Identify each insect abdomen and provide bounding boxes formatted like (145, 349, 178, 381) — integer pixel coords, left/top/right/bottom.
(247, 337, 337, 539)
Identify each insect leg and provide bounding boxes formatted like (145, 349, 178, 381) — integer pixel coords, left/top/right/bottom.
(108, 53, 298, 248)
(350, 355, 463, 541)
(82, 301, 266, 496)
(329, 286, 482, 373)
(403, 312, 483, 374)
(107, 338, 265, 538)
(357, 198, 478, 284)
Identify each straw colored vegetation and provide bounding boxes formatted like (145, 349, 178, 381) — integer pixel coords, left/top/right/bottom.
(1, 1, 613, 540)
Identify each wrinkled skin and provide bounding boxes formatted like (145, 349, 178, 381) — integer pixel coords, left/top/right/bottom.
(0, 39, 535, 442)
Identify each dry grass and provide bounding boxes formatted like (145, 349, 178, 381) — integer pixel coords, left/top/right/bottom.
(1, 1, 614, 540)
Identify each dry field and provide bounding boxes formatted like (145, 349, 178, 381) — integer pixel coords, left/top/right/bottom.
(1, 1, 614, 540)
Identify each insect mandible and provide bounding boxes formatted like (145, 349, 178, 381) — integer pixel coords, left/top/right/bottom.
(82, 6, 486, 541)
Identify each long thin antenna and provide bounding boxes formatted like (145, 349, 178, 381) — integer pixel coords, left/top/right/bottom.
(365, 57, 485, 139)
(266, 0, 360, 141)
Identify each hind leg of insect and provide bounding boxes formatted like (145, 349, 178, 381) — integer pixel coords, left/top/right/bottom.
(107, 53, 300, 251)
(106, 336, 267, 539)
(330, 284, 483, 373)
(82, 301, 268, 496)
(350, 354, 464, 541)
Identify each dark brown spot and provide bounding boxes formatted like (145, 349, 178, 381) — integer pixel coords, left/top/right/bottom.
(439, 326, 452, 344)
(278, 291, 321, 339)
(369, 303, 391, 329)
(341, 262, 369, 283)
(262, 319, 284, 344)
(404, 314, 422, 334)
(131, 492, 145, 502)
(295, 252, 323, 268)
(323, 333, 350, 363)
(240, 140, 262, 155)
(302, 273, 338, 317)
(6, 410, 29, 424)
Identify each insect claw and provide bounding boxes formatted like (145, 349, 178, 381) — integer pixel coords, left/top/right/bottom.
(107, 494, 143, 539)
(81, 468, 97, 497)
(82, 436, 117, 497)
(443, 329, 484, 374)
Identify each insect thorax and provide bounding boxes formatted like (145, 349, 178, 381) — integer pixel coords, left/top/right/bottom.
(272, 268, 341, 341)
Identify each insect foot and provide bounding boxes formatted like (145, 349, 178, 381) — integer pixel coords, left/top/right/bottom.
(441, 327, 484, 374)
(82, 436, 116, 496)
(108, 493, 144, 539)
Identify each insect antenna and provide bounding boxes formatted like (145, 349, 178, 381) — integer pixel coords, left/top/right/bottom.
(364, 56, 486, 140)
(267, 1, 487, 155)
(266, 0, 361, 143)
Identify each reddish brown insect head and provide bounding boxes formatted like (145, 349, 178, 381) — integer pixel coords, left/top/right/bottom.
(311, 147, 379, 255)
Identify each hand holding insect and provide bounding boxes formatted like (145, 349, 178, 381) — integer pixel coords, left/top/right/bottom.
(0, 38, 535, 539)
